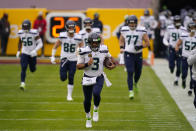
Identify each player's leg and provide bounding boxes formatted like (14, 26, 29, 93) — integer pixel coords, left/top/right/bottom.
(181, 57, 188, 89)
(83, 84, 93, 128)
(168, 47, 175, 74)
(92, 75, 104, 122)
(188, 66, 193, 96)
(29, 56, 37, 73)
(193, 81, 196, 108)
(175, 50, 181, 86)
(134, 52, 143, 93)
(20, 54, 29, 90)
(67, 61, 77, 101)
(59, 58, 68, 81)
(124, 52, 135, 99)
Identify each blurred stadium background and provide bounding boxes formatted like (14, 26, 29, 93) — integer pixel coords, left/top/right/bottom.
(0, 0, 196, 130)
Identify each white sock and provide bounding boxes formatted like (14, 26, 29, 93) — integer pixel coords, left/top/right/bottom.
(21, 82, 25, 85)
(86, 112, 91, 118)
(175, 77, 179, 81)
(67, 84, 74, 97)
(94, 106, 99, 111)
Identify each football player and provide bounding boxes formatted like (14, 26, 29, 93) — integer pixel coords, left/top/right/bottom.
(119, 15, 150, 99)
(16, 20, 43, 91)
(50, 20, 83, 101)
(79, 17, 102, 46)
(79, 17, 111, 87)
(77, 33, 115, 128)
(163, 15, 187, 86)
(175, 22, 196, 96)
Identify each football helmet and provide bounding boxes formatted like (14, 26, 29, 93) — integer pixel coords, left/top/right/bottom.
(164, 10, 172, 18)
(127, 15, 138, 30)
(187, 22, 196, 33)
(88, 33, 101, 52)
(65, 20, 76, 34)
(144, 9, 150, 16)
(22, 20, 31, 31)
(173, 15, 181, 28)
(84, 18, 93, 30)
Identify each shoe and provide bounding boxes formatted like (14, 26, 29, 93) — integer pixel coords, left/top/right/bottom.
(93, 110, 99, 122)
(20, 83, 25, 91)
(67, 96, 73, 101)
(174, 80, 178, 86)
(188, 90, 192, 96)
(86, 118, 92, 128)
(182, 80, 186, 89)
(133, 83, 138, 93)
(129, 91, 134, 99)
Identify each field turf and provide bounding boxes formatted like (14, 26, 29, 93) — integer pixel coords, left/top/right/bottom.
(0, 64, 193, 130)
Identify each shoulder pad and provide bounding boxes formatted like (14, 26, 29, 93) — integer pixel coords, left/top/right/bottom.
(140, 16, 145, 20)
(180, 32, 189, 37)
(167, 25, 175, 29)
(30, 29, 38, 34)
(79, 46, 91, 55)
(120, 26, 129, 32)
(180, 26, 187, 31)
(99, 45, 109, 53)
(149, 16, 155, 19)
(74, 34, 82, 41)
(18, 30, 24, 34)
(136, 26, 147, 33)
(59, 32, 67, 38)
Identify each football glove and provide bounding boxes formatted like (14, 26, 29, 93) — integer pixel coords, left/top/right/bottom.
(16, 51, 20, 58)
(50, 56, 56, 64)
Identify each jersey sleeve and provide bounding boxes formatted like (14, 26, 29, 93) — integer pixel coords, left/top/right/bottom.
(74, 34, 82, 45)
(30, 29, 39, 37)
(17, 30, 24, 38)
(77, 48, 86, 64)
(120, 26, 129, 38)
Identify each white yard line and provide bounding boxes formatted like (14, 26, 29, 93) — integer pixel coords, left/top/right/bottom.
(151, 59, 196, 130)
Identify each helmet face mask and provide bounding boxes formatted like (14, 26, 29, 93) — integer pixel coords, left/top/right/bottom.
(174, 15, 181, 28)
(187, 22, 196, 33)
(66, 20, 76, 34)
(88, 33, 101, 52)
(127, 15, 138, 30)
(84, 18, 93, 30)
(144, 9, 150, 17)
(22, 20, 31, 32)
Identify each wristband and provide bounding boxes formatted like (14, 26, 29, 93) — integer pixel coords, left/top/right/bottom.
(84, 63, 89, 68)
(120, 46, 124, 49)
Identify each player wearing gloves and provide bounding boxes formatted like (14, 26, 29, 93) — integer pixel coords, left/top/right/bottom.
(175, 22, 196, 95)
(50, 20, 83, 101)
(163, 15, 187, 86)
(16, 20, 43, 91)
(77, 33, 116, 128)
(119, 15, 150, 99)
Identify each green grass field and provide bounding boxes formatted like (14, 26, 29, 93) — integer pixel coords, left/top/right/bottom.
(0, 64, 193, 131)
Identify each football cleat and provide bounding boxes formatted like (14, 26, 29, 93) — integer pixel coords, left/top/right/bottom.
(93, 110, 99, 122)
(20, 83, 25, 91)
(129, 91, 134, 99)
(67, 96, 73, 101)
(133, 83, 138, 93)
(86, 118, 92, 128)
(174, 80, 178, 86)
(182, 80, 186, 89)
(188, 90, 192, 96)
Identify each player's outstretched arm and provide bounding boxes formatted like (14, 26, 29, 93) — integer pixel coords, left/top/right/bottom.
(77, 57, 93, 70)
(16, 39, 22, 58)
(119, 35, 125, 53)
(50, 39, 61, 64)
